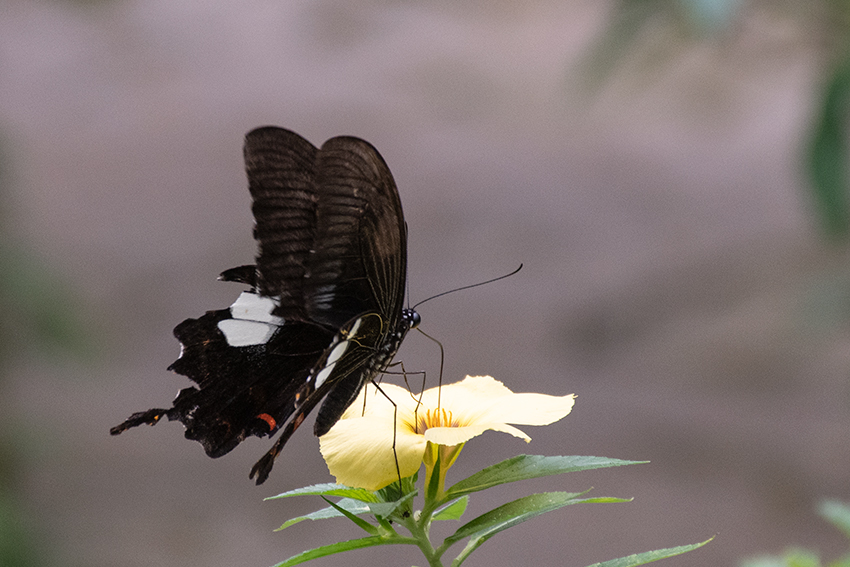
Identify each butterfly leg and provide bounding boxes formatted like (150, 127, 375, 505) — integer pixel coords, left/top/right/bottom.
(109, 408, 172, 435)
(368, 380, 405, 500)
(249, 411, 307, 484)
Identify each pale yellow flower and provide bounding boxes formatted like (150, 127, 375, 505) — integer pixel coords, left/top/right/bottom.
(319, 375, 576, 491)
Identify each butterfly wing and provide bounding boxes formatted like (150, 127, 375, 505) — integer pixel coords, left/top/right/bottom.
(245, 128, 410, 483)
(112, 127, 410, 484)
(109, 289, 336, 457)
(245, 127, 407, 330)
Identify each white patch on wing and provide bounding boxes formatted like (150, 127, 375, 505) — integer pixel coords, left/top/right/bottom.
(315, 317, 363, 388)
(314, 363, 333, 389)
(347, 317, 363, 337)
(315, 340, 348, 388)
(218, 319, 278, 347)
(217, 292, 284, 347)
(229, 292, 284, 324)
(313, 316, 364, 388)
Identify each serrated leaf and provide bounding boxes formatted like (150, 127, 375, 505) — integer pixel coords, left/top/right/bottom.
(582, 537, 714, 567)
(446, 455, 645, 499)
(276, 498, 371, 530)
(270, 535, 416, 567)
(819, 500, 850, 540)
(448, 491, 630, 566)
(434, 497, 469, 521)
(266, 483, 378, 503)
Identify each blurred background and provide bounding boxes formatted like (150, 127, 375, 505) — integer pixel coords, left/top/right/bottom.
(2, 1, 850, 566)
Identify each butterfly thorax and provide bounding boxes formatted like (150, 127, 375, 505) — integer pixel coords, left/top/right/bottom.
(372, 307, 420, 372)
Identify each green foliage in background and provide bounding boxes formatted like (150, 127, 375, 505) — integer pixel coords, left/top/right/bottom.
(0, 136, 92, 567)
(0, 245, 95, 362)
(579, 0, 740, 92)
(808, 51, 850, 240)
(740, 500, 850, 567)
(585, 0, 850, 240)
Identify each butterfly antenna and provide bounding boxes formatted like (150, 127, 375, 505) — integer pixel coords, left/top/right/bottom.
(404, 221, 414, 309)
(412, 263, 522, 310)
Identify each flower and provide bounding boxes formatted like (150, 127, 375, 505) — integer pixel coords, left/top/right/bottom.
(319, 375, 576, 491)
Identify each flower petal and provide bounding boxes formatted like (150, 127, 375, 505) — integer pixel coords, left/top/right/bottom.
(478, 392, 576, 426)
(421, 421, 529, 445)
(339, 383, 411, 420)
(424, 425, 490, 446)
(419, 375, 513, 409)
(320, 376, 576, 490)
(319, 414, 426, 491)
(419, 376, 574, 427)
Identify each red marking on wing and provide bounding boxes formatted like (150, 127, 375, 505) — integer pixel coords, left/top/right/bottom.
(256, 413, 276, 431)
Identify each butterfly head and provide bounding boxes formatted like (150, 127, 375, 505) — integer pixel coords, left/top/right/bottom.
(403, 308, 421, 331)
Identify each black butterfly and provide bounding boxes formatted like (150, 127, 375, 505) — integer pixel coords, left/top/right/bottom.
(111, 126, 420, 484)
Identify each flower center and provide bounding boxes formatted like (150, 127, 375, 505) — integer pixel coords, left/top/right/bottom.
(416, 407, 455, 434)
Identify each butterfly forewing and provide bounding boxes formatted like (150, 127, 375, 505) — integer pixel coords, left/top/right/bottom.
(244, 128, 319, 322)
(245, 128, 406, 331)
(314, 136, 407, 326)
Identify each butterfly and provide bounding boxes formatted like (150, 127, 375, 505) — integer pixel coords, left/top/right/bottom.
(111, 126, 420, 484)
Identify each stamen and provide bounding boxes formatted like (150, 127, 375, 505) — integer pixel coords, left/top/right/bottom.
(417, 408, 454, 433)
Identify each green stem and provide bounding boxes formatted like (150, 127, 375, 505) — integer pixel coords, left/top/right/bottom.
(400, 510, 444, 567)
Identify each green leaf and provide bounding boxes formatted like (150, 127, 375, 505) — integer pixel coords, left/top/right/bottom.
(366, 490, 417, 518)
(447, 491, 630, 566)
(377, 471, 417, 503)
(266, 483, 378, 503)
(446, 455, 645, 499)
(426, 448, 442, 501)
(582, 537, 714, 567)
(270, 535, 417, 567)
(433, 497, 469, 521)
(807, 56, 850, 238)
(322, 497, 379, 535)
(819, 500, 850, 540)
(275, 498, 372, 531)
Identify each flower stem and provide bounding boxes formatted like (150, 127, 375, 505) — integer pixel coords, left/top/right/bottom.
(400, 510, 444, 567)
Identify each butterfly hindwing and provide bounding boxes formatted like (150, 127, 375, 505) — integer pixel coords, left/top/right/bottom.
(167, 298, 333, 457)
(248, 311, 387, 484)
